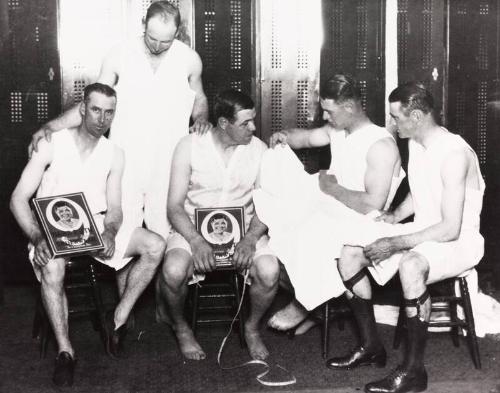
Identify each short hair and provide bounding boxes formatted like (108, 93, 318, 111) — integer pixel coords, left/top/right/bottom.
(214, 89, 254, 123)
(83, 83, 116, 103)
(388, 82, 434, 115)
(145, 1, 181, 29)
(320, 74, 362, 103)
(210, 213, 228, 224)
(53, 201, 71, 211)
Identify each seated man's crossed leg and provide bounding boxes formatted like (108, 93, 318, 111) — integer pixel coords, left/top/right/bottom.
(158, 245, 279, 361)
(106, 228, 166, 358)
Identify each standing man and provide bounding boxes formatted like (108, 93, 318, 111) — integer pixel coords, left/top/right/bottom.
(262, 74, 403, 330)
(330, 82, 484, 393)
(30, 1, 210, 240)
(11, 84, 166, 387)
(157, 89, 280, 361)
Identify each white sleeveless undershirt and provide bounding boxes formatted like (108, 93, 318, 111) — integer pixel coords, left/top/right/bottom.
(37, 129, 114, 214)
(184, 132, 267, 229)
(328, 124, 404, 210)
(408, 129, 485, 232)
(110, 38, 196, 170)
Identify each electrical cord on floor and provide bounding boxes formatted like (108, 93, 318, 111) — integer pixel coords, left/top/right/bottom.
(216, 269, 297, 387)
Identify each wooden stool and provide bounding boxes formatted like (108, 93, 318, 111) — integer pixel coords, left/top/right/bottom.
(189, 268, 247, 348)
(32, 256, 110, 358)
(393, 270, 481, 369)
(321, 297, 352, 358)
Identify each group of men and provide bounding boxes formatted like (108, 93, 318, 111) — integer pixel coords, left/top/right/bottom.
(9, 2, 484, 393)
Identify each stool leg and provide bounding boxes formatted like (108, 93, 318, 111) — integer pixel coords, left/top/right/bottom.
(449, 299, 460, 347)
(393, 303, 405, 350)
(322, 302, 329, 359)
(459, 277, 481, 369)
(232, 273, 246, 348)
(191, 284, 199, 335)
(88, 263, 108, 352)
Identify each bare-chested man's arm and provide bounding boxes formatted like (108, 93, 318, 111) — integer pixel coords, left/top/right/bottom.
(319, 137, 401, 214)
(269, 125, 331, 149)
(11, 139, 54, 266)
(187, 50, 211, 134)
(98, 145, 124, 259)
(167, 135, 215, 273)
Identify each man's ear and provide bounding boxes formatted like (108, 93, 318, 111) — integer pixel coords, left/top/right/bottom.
(409, 109, 423, 122)
(79, 101, 86, 117)
(217, 117, 229, 130)
(343, 100, 354, 112)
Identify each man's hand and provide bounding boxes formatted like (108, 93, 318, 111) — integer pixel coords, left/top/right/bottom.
(99, 230, 116, 259)
(33, 237, 53, 267)
(189, 119, 213, 135)
(190, 236, 215, 273)
(364, 237, 400, 265)
(233, 234, 257, 271)
(269, 131, 289, 148)
(29, 126, 53, 157)
(374, 211, 398, 224)
(318, 170, 338, 195)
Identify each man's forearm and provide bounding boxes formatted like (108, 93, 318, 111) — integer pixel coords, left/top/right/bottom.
(391, 193, 414, 223)
(10, 199, 43, 243)
(43, 104, 82, 132)
(324, 183, 380, 214)
(168, 206, 202, 243)
(284, 128, 312, 149)
(191, 95, 209, 122)
(103, 209, 122, 237)
(244, 214, 267, 241)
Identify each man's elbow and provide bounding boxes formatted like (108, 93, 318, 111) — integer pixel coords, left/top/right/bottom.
(166, 204, 182, 223)
(443, 224, 461, 242)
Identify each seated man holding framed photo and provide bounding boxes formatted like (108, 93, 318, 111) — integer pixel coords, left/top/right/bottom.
(156, 89, 280, 361)
(10, 83, 166, 387)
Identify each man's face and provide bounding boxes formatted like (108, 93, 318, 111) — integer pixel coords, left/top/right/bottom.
(55, 206, 73, 221)
(320, 98, 350, 129)
(144, 16, 177, 55)
(211, 218, 228, 234)
(389, 101, 415, 139)
(82, 92, 116, 138)
(226, 108, 257, 145)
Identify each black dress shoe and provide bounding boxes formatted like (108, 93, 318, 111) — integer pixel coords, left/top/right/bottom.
(326, 346, 386, 370)
(364, 366, 427, 393)
(106, 314, 128, 359)
(52, 351, 76, 387)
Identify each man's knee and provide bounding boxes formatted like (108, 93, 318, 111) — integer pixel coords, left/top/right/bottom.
(339, 246, 369, 271)
(398, 252, 429, 284)
(161, 249, 192, 287)
(251, 255, 279, 288)
(141, 231, 166, 263)
(40, 259, 66, 287)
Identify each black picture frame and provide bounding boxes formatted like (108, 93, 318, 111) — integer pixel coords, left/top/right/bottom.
(195, 207, 245, 268)
(31, 192, 104, 257)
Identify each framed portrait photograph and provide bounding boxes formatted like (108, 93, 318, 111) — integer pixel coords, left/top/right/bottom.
(31, 192, 104, 258)
(195, 207, 245, 268)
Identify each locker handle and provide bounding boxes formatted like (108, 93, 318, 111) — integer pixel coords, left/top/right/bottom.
(48, 67, 55, 81)
(432, 67, 439, 81)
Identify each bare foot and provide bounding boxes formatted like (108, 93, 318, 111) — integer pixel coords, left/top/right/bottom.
(173, 327, 206, 360)
(244, 327, 269, 360)
(267, 300, 308, 331)
(294, 317, 318, 335)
